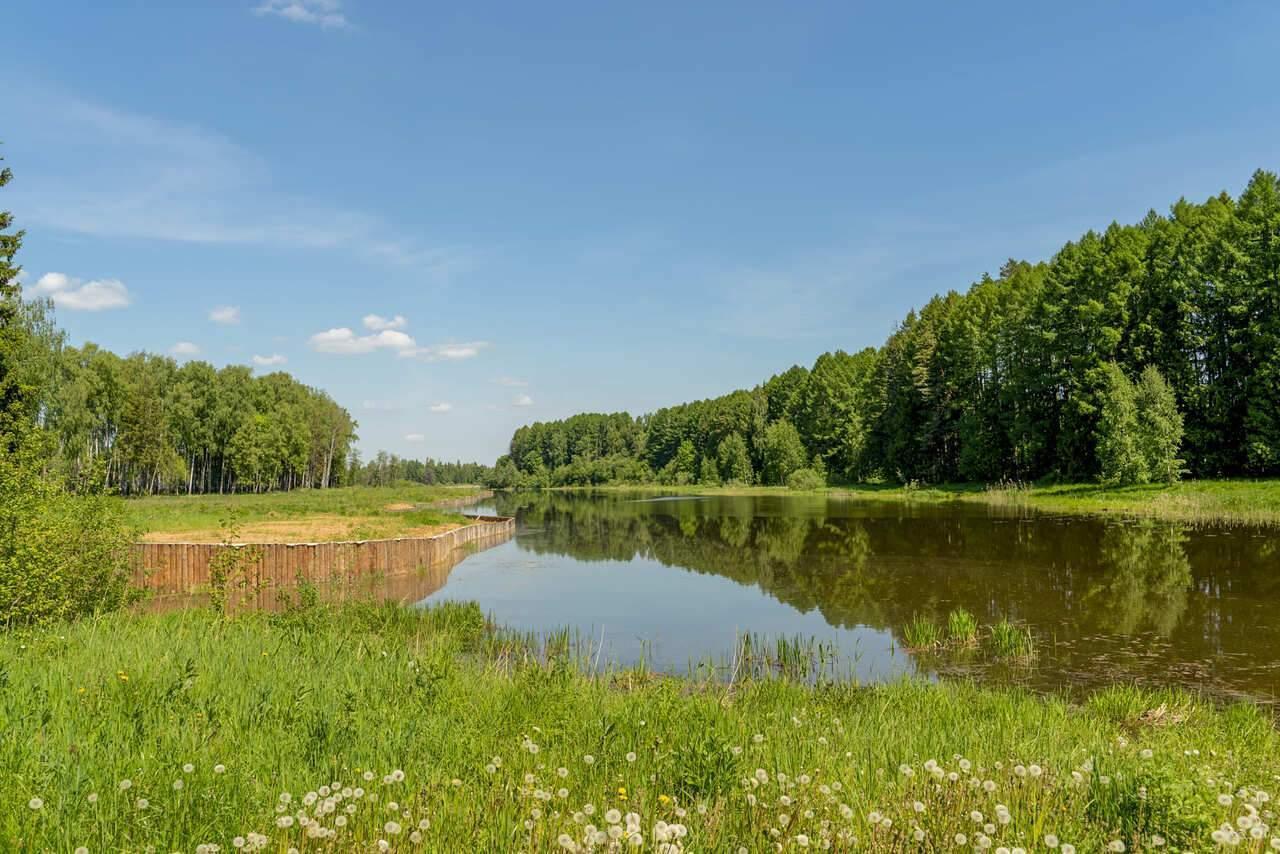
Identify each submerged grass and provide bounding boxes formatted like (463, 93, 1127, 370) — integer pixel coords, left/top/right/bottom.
(987, 619, 1037, 661)
(3, 602, 1279, 851)
(124, 484, 485, 539)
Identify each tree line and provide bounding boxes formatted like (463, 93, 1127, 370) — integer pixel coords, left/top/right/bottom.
(495, 170, 1280, 488)
(42, 345, 359, 495)
(346, 451, 494, 488)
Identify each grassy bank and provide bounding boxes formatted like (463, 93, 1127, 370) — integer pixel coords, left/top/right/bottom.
(571, 479, 1280, 526)
(3, 602, 1278, 851)
(125, 485, 486, 542)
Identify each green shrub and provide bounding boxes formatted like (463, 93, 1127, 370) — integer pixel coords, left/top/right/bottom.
(0, 438, 134, 624)
(786, 467, 825, 491)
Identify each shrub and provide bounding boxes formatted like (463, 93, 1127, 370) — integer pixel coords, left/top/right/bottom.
(0, 439, 134, 624)
(786, 467, 825, 491)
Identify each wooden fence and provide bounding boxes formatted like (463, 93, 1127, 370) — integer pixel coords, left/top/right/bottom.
(132, 515, 515, 596)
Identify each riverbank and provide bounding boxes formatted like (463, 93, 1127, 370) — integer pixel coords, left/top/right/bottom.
(126, 484, 487, 542)
(3, 601, 1277, 851)
(565, 479, 1280, 526)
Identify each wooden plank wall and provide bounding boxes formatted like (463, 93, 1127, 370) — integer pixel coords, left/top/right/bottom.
(131, 515, 516, 595)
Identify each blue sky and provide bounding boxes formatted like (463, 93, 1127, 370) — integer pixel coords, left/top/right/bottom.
(5, 1, 1279, 462)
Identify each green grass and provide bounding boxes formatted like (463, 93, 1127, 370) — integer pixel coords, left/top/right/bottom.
(946, 608, 979, 645)
(987, 619, 1037, 660)
(124, 484, 486, 539)
(3, 601, 1278, 851)
(901, 614, 943, 650)
(572, 479, 1280, 526)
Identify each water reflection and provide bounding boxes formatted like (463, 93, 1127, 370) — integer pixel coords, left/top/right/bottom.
(424, 492, 1280, 701)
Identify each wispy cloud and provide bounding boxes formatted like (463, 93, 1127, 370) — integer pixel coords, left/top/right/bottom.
(31, 272, 131, 311)
(512, 393, 534, 407)
(496, 376, 528, 387)
(429, 402, 453, 413)
(253, 0, 348, 28)
(416, 341, 488, 361)
(363, 313, 407, 331)
(209, 305, 241, 325)
(252, 353, 288, 366)
(11, 91, 472, 278)
(170, 341, 200, 356)
(404, 433, 426, 442)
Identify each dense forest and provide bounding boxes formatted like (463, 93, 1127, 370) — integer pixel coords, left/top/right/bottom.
(43, 346, 359, 494)
(495, 170, 1280, 489)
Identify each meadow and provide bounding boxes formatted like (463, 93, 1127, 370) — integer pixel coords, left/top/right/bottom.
(124, 484, 486, 543)
(3, 600, 1279, 852)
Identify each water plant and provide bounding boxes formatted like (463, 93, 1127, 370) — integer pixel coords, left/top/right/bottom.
(902, 614, 943, 650)
(946, 607, 979, 644)
(988, 618, 1036, 659)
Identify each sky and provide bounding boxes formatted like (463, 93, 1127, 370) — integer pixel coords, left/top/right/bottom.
(4, 1, 1279, 463)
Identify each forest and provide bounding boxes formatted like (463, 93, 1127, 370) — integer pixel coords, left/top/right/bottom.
(496, 170, 1280, 489)
(42, 345, 358, 494)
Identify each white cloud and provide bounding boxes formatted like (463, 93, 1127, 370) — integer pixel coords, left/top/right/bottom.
(513, 393, 534, 407)
(309, 327, 417, 355)
(31, 272, 131, 311)
(362, 313, 407, 331)
(252, 353, 288, 367)
(209, 305, 241, 325)
(169, 341, 201, 356)
(496, 376, 528, 387)
(253, 0, 347, 28)
(429, 402, 453, 413)
(404, 433, 426, 442)
(309, 323, 488, 362)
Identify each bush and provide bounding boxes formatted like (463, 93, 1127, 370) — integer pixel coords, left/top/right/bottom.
(0, 437, 135, 624)
(786, 467, 825, 491)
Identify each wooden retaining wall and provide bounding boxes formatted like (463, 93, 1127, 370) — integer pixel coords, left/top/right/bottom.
(132, 515, 515, 596)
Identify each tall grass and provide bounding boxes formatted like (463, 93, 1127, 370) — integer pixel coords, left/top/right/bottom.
(2, 602, 1278, 851)
(902, 614, 943, 650)
(946, 608, 979, 644)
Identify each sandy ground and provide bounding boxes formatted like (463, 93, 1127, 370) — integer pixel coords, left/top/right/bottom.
(140, 514, 463, 544)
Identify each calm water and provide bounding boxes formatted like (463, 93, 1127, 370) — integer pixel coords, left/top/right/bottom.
(421, 492, 1280, 701)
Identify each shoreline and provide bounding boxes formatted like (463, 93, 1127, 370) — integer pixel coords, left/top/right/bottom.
(535, 479, 1280, 527)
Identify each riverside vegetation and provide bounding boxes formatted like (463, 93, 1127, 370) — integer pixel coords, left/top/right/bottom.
(493, 171, 1280, 494)
(6, 600, 1280, 852)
